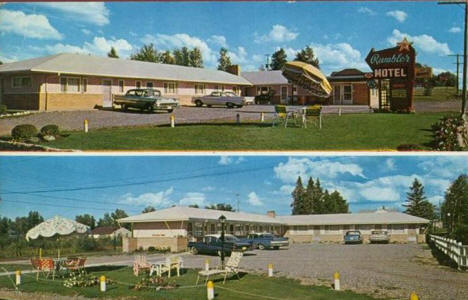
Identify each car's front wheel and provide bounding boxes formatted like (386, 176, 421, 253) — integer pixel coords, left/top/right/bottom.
(258, 244, 266, 250)
(121, 104, 127, 112)
(226, 102, 234, 108)
(194, 100, 203, 107)
(190, 247, 198, 255)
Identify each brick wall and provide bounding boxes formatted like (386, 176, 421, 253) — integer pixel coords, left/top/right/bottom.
(352, 83, 369, 105)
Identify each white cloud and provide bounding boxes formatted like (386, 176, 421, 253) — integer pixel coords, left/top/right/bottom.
(274, 158, 365, 184)
(218, 156, 245, 165)
(142, 33, 217, 65)
(0, 9, 62, 40)
(386, 10, 408, 23)
(279, 185, 294, 195)
(255, 24, 298, 43)
(427, 195, 444, 205)
(388, 29, 451, 56)
(228, 47, 249, 64)
(81, 29, 91, 35)
(179, 192, 206, 207)
(385, 158, 396, 171)
(432, 67, 449, 75)
(120, 187, 174, 207)
(247, 192, 263, 206)
(202, 186, 215, 192)
(449, 27, 461, 33)
(35, 2, 109, 26)
(208, 35, 227, 48)
(45, 36, 133, 57)
(358, 7, 376, 16)
(360, 187, 400, 202)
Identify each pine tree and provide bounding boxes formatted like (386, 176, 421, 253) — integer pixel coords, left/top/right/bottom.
(270, 48, 287, 70)
(441, 175, 468, 243)
(312, 178, 324, 214)
(330, 190, 349, 213)
(130, 44, 160, 62)
(321, 190, 334, 213)
(294, 46, 319, 68)
(189, 47, 204, 68)
(142, 206, 156, 213)
(160, 51, 175, 64)
(181, 47, 191, 66)
(107, 47, 119, 58)
(291, 176, 306, 215)
(404, 178, 435, 220)
(217, 47, 232, 71)
(304, 177, 315, 214)
(173, 49, 184, 65)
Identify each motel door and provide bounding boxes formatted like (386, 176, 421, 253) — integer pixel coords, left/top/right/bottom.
(102, 80, 113, 107)
(333, 85, 341, 104)
(280, 86, 288, 104)
(333, 84, 353, 105)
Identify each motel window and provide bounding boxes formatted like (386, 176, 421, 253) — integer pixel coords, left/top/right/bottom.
(60, 77, 80, 93)
(136, 81, 141, 89)
(164, 82, 177, 94)
(257, 86, 269, 95)
(187, 223, 193, 235)
(12, 76, 32, 88)
(82, 78, 88, 93)
(195, 84, 205, 95)
(343, 85, 352, 101)
(146, 82, 153, 88)
(119, 80, 124, 93)
(390, 224, 405, 233)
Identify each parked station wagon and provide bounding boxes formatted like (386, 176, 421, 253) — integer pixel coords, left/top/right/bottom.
(188, 234, 251, 256)
(369, 230, 390, 244)
(192, 91, 245, 108)
(246, 233, 289, 250)
(113, 88, 179, 113)
(344, 231, 363, 244)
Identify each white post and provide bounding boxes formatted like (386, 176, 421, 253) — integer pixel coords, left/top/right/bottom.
(207, 280, 214, 300)
(268, 263, 273, 277)
(333, 272, 340, 291)
(100, 275, 106, 292)
(260, 112, 265, 122)
(84, 119, 89, 133)
(170, 115, 175, 128)
(338, 107, 342, 116)
(15, 270, 21, 286)
(205, 259, 210, 271)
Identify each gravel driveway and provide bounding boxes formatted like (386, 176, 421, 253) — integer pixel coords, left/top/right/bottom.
(0, 105, 371, 136)
(182, 243, 467, 300)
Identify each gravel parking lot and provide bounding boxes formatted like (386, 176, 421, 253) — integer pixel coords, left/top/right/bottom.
(182, 243, 467, 300)
(0, 105, 371, 136)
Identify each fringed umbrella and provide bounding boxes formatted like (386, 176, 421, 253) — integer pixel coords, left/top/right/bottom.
(282, 61, 332, 98)
(26, 216, 90, 258)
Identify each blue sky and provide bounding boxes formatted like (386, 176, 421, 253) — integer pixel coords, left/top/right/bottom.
(0, 155, 467, 220)
(0, 1, 464, 76)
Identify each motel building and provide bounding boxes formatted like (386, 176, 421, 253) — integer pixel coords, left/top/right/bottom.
(0, 53, 252, 111)
(117, 206, 429, 253)
(0, 53, 382, 111)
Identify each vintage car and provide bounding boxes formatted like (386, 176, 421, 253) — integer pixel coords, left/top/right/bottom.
(246, 233, 289, 250)
(188, 234, 251, 256)
(192, 91, 245, 108)
(254, 89, 275, 104)
(113, 88, 179, 113)
(344, 231, 363, 244)
(369, 230, 390, 244)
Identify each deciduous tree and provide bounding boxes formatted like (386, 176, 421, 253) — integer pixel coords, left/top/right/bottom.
(130, 44, 160, 63)
(217, 47, 232, 71)
(270, 48, 287, 70)
(294, 46, 320, 68)
(107, 47, 119, 58)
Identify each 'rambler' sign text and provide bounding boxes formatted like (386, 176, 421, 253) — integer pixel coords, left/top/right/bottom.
(369, 53, 410, 65)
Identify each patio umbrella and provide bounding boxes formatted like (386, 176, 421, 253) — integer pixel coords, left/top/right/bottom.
(26, 216, 90, 258)
(282, 61, 332, 98)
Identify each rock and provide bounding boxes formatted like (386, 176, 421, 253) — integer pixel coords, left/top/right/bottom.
(42, 135, 56, 142)
(27, 137, 40, 143)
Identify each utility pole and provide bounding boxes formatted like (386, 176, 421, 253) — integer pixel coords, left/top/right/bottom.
(440, 0, 468, 118)
(265, 54, 270, 71)
(449, 54, 462, 96)
(236, 193, 240, 212)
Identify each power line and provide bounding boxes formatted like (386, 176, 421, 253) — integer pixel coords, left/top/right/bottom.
(1, 164, 275, 196)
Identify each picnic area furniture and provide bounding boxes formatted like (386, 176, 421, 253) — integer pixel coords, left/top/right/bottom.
(63, 256, 87, 271)
(133, 254, 153, 276)
(196, 251, 243, 285)
(156, 255, 183, 278)
(302, 105, 322, 129)
(272, 105, 298, 128)
(31, 257, 55, 280)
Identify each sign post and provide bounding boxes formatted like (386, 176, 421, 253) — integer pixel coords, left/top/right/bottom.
(365, 38, 416, 112)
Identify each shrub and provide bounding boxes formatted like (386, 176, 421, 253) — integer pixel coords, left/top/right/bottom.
(424, 86, 433, 96)
(11, 124, 38, 140)
(0, 104, 7, 115)
(40, 124, 60, 137)
(147, 246, 156, 252)
(431, 116, 468, 151)
(77, 236, 99, 251)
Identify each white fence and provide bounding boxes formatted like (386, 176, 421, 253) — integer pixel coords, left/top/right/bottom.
(429, 234, 468, 270)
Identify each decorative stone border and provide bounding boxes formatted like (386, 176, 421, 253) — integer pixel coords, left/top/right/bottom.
(0, 111, 33, 119)
(0, 140, 79, 152)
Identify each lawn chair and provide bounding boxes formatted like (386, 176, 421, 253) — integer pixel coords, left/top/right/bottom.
(133, 254, 152, 276)
(272, 105, 294, 128)
(302, 105, 322, 129)
(31, 258, 55, 280)
(158, 255, 182, 278)
(64, 257, 87, 271)
(196, 251, 243, 285)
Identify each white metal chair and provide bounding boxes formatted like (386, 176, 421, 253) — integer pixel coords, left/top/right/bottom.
(196, 251, 243, 285)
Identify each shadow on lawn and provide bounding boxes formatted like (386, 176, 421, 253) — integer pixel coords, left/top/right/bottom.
(156, 122, 299, 129)
(85, 265, 127, 273)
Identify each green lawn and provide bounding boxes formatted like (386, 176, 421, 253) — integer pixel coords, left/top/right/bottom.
(414, 86, 459, 102)
(39, 112, 452, 151)
(0, 266, 379, 300)
(0, 264, 32, 272)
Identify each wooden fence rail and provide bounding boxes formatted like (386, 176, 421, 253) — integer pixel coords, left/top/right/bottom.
(429, 234, 468, 270)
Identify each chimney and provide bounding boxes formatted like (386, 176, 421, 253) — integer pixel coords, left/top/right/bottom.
(266, 210, 276, 218)
(226, 65, 241, 76)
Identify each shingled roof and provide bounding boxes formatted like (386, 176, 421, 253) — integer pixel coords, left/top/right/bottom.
(0, 53, 252, 86)
(241, 70, 289, 85)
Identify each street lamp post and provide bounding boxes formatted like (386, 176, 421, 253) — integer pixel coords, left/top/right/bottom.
(218, 215, 226, 267)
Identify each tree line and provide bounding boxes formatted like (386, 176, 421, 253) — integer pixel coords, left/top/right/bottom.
(267, 46, 320, 71)
(440, 175, 468, 243)
(290, 176, 349, 215)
